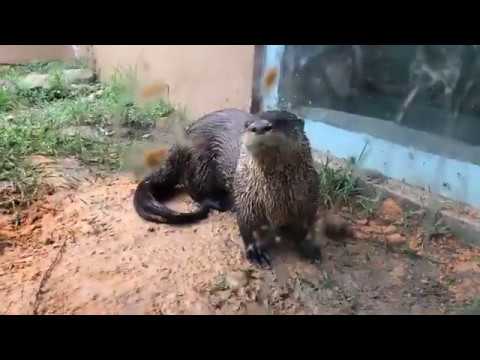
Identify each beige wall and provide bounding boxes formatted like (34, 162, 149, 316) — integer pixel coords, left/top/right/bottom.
(0, 45, 74, 64)
(91, 45, 255, 118)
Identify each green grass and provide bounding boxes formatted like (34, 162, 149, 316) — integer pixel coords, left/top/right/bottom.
(316, 158, 359, 209)
(460, 298, 480, 315)
(0, 60, 86, 79)
(0, 61, 98, 111)
(0, 87, 13, 112)
(0, 62, 174, 211)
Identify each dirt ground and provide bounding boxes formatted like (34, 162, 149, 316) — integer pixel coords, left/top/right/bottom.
(1, 159, 480, 315)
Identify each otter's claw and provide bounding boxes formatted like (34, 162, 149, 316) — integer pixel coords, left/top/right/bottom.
(246, 244, 272, 269)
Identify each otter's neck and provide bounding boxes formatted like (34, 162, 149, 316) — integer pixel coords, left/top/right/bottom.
(247, 146, 304, 173)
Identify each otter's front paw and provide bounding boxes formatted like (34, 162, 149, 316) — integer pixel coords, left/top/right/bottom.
(297, 241, 322, 262)
(246, 243, 272, 269)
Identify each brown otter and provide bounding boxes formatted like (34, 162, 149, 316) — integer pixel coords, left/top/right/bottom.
(134, 109, 347, 266)
(233, 111, 321, 267)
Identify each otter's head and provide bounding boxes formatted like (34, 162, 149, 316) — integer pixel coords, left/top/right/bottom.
(242, 111, 305, 158)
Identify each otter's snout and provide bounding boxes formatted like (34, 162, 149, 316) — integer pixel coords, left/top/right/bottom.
(247, 120, 272, 135)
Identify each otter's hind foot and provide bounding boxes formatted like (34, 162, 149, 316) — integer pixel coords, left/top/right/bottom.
(297, 241, 322, 263)
(246, 244, 272, 269)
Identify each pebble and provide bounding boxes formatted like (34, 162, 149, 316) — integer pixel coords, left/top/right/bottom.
(225, 271, 249, 290)
(386, 233, 407, 245)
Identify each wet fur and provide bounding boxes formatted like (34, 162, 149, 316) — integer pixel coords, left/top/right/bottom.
(233, 111, 321, 266)
(134, 108, 347, 267)
(133, 109, 251, 224)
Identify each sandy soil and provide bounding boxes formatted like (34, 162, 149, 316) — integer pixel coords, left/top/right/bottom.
(1, 159, 480, 315)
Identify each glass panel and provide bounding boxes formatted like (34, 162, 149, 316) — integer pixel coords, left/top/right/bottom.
(278, 45, 480, 146)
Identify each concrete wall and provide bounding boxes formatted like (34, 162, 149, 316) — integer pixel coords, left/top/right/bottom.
(0, 45, 74, 64)
(91, 45, 255, 119)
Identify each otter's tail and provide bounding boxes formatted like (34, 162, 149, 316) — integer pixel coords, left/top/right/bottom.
(133, 148, 211, 225)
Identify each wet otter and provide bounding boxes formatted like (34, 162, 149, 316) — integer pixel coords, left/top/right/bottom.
(233, 111, 321, 267)
(133, 109, 251, 224)
(134, 109, 345, 267)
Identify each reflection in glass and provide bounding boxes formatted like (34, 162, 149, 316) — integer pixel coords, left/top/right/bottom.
(278, 45, 480, 146)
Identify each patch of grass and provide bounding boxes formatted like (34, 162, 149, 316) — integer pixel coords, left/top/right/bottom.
(355, 191, 384, 218)
(460, 298, 480, 315)
(0, 62, 175, 211)
(100, 66, 174, 129)
(4, 60, 84, 78)
(316, 158, 359, 209)
(210, 273, 229, 293)
(1, 78, 67, 113)
(0, 160, 40, 210)
(0, 87, 14, 112)
(444, 277, 456, 286)
(0, 60, 94, 112)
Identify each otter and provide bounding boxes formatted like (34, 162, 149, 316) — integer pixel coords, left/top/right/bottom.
(233, 111, 321, 267)
(134, 109, 347, 267)
(133, 108, 251, 224)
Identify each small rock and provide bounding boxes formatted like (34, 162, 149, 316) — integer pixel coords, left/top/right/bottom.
(147, 226, 156, 233)
(19, 73, 50, 89)
(386, 233, 407, 246)
(355, 219, 369, 226)
(379, 198, 403, 221)
(383, 225, 397, 235)
(0, 181, 14, 193)
(225, 271, 249, 290)
(63, 69, 95, 84)
(61, 126, 98, 140)
(0, 79, 15, 91)
(118, 128, 134, 138)
(217, 290, 232, 302)
(70, 83, 94, 90)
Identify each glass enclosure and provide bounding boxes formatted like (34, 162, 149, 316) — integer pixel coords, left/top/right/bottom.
(257, 45, 480, 208)
(276, 45, 480, 148)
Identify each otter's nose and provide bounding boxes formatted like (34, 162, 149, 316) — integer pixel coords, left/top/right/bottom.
(248, 120, 273, 135)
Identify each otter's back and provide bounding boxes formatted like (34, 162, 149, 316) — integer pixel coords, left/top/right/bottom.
(186, 109, 253, 191)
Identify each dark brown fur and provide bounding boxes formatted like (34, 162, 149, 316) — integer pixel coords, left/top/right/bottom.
(133, 109, 251, 224)
(134, 109, 348, 267)
(233, 111, 322, 267)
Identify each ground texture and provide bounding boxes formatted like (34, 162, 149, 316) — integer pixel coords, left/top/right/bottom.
(1, 159, 480, 315)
